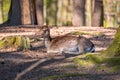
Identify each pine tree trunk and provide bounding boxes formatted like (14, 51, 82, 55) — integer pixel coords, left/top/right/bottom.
(56, 0, 62, 26)
(21, 0, 31, 25)
(35, 0, 43, 25)
(46, 0, 57, 26)
(85, 0, 92, 26)
(61, 0, 68, 25)
(7, 0, 22, 25)
(67, 0, 73, 26)
(92, 0, 103, 27)
(72, 0, 85, 26)
(116, 1, 120, 25)
(29, 0, 37, 25)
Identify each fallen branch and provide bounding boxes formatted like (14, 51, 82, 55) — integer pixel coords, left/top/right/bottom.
(15, 58, 51, 80)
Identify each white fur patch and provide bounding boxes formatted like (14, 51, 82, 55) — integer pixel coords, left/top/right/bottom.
(87, 47, 95, 52)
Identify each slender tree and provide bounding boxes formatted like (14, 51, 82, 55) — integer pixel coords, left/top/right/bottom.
(35, 0, 44, 25)
(85, 0, 92, 26)
(72, 0, 85, 26)
(92, 0, 103, 27)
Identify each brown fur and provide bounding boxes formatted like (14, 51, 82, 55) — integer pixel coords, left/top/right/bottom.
(40, 26, 95, 55)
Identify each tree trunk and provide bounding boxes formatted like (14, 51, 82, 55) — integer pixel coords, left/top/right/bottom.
(92, 0, 103, 27)
(103, 0, 116, 27)
(6, 0, 21, 25)
(56, 0, 62, 26)
(29, 0, 37, 25)
(85, 0, 92, 26)
(67, 0, 73, 26)
(21, 0, 31, 25)
(72, 0, 85, 26)
(61, 0, 68, 25)
(35, 0, 43, 25)
(46, 0, 57, 26)
(103, 26, 120, 56)
(0, 0, 22, 26)
(116, 1, 120, 26)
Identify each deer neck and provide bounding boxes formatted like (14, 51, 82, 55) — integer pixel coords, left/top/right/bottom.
(44, 34, 52, 49)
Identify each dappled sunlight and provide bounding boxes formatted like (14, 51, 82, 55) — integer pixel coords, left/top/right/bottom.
(0, 0, 120, 79)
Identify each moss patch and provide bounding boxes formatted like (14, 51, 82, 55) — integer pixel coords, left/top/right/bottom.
(93, 32, 105, 37)
(74, 53, 120, 72)
(103, 26, 120, 56)
(69, 31, 90, 35)
(69, 31, 104, 37)
(74, 57, 90, 67)
(0, 36, 31, 51)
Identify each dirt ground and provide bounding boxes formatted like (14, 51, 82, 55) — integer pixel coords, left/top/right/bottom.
(0, 26, 120, 80)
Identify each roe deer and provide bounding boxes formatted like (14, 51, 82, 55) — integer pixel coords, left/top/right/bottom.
(40, 26, 95, 55)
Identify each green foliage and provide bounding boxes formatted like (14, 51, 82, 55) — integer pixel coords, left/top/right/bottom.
(41, 73, 88, 80)
(2, 0, 11, 22)
(44, 0, 51, 7)
(63, 21, 73, 26)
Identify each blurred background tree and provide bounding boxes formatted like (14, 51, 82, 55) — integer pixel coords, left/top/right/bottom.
(0, 0, 120, 27)
(0, 0, 11, 24)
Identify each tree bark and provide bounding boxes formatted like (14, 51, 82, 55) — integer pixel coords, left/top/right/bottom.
(85, 0, 92, 26)
(21, 0, 31, 25)
(72, 0, 85, 26)
(61, 0, 68, 25)
(35, 0, 44, 25)
(103, 0, 116, 27)
(92, 0, 103, 27)
(103, 26, 120, 56)
(56, 0, 62, 26)
(0, 0, 22, 26)
(46, 0, 57, 26)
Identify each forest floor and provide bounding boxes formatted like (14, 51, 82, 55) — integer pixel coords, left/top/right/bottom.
(0, 26, 120, 80)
